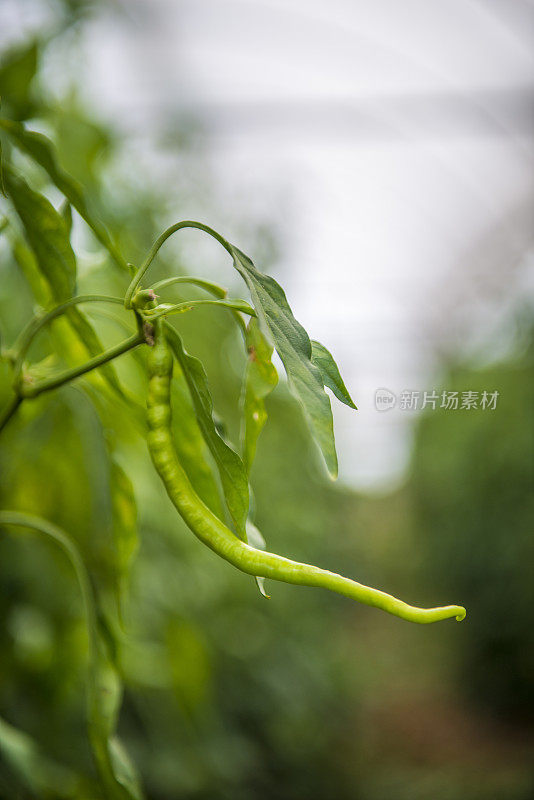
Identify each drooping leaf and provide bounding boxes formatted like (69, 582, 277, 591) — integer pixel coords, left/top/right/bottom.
(0, 512, 143, 800)
(311, 339, 357, 409)
(171, 362, 226, 519)
(89, 657, 122, 744)
(68, 307, 130, 401)
(87, 653, 144, 800)
(0, 117, 128, 271)
(165, 619, 211, 718)
(60, 198, 73, 236)
(5, 176, 127, 401)
(60, 387, 140, 638)
(11, 236, 49, 304)
(0, 715, 77, 796)
(0, 41, 38, 120)
(4, 167, 76, 300)
(0, 135, 6, 196)
(110, 459, 138, 579)
(54, 103, 113, 187)
(229, 244, 338, 478)
(10, 235, 94, 377)
(165, 323, 249, 538)
(109, 737, 145, 800)
(110, 458, 139, 620)
(241, 317, 278, 474)
(246, 518, 270, 598)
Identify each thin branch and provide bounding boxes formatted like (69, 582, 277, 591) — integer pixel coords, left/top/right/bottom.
(20, 333, 144, 399)
(0, 394, 22, 434)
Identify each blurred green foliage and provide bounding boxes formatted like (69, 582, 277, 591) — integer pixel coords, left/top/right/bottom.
(411, 335, 534, 719)
(1, 3, 533, 798)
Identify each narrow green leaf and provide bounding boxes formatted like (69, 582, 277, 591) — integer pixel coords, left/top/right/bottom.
(0, 512, 143, 800)
(87, 656, 144, 799)
(89, 658, 122, 742)
(109, 737, 145, 800)
(241, 317, 278, 474)
(229, 245, 338, 478)
(0, 41, 38, 120)
(246, 519, 270, 598)
(0, 117, 128, 271)
(0, 715, 76, 796)
(110, 458, 139, 620)
(60, 198, 73, 236)
(4, 167, 75, 300)
(11, 236, 49, 304)
(0, 132, 6, 197)
(165, 323, 250, 538)
(311, 339, 357, 409)
(6, 182, 127, 402)
(0, 136, 5, 195)
(171, 363, 226, 519)
(68, 308, 130, 402)
(165, 619, 211, 718)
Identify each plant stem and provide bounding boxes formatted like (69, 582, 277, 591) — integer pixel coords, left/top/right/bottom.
(13, 294, 125, 379)
(0, 393, 22, 434)
(125, 220, 233, 308)
(20, 333, 144, 399)
(146, 298, 256, 320)
(150, 275, 228, 298)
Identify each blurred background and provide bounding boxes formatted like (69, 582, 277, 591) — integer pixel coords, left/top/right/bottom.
(0, 0, 533, 798)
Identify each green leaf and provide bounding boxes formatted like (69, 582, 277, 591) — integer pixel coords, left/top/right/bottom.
(11, 236, 49, 304)
(0, 715, 76, 796)
(68, 308, 129, 402)
(171, 364, 226, 519)
(241, 317, 278, 474)
(54, 103, 113, 187)
(229, 245, 338, 478)
(0, 117, 128, 271)
(0, 41, 38, 120)
(60, 198, 73, 236)
(110, 458, 139, 620)
(4, 167, 76, 300)
(311, 339, 357, 409)
(0, 512, 143, 800)
(109, 737, 145, 800)
(5, 179, 127, 402)
(246, 519, 270, 598)
(111, 460, 138, 580)
(165, 323, 250, 538)
(89, 657, 122, 742)
(165, 619, 211, 718)
(87, 656, 144, 800)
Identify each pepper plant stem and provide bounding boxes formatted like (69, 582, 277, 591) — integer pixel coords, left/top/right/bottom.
(13, 294, 125, 378)
(146, 298, 256, 320)
(20, 332, 144, 399)
(125, 220, 232, 308)
(0, 394, 22, 434)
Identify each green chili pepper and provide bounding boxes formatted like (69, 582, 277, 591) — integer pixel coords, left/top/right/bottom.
(146, 319, 466, 625)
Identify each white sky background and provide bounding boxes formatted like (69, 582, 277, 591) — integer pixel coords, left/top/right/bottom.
(2, 0, 534, 490)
